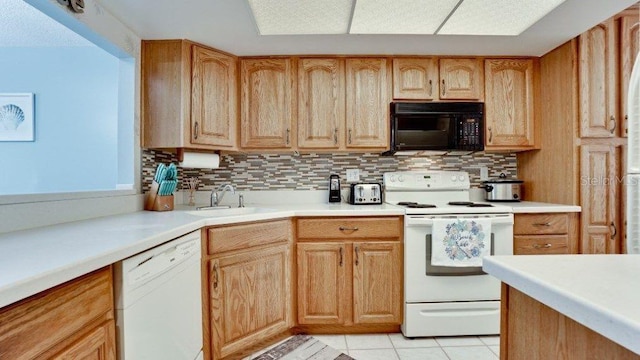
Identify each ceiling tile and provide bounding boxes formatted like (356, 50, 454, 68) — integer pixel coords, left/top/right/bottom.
(438, 0, 567, 35)
(248, 0, 353, 35)
(350, 0, 460, 34)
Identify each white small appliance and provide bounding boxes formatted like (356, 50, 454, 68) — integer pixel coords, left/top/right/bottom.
(114, 231, 203, 360)
(384, 171, 514, 337)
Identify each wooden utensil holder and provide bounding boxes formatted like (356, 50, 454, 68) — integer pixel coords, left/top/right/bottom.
(144, 181, 174, 211)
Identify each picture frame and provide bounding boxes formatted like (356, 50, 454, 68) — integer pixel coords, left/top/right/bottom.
(0, 93, 35, 142)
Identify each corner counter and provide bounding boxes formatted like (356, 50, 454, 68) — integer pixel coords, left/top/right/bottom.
(484, 255, 640, 358)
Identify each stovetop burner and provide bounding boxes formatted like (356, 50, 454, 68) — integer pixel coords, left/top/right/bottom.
(398, 202, 437, 208)
(448, 201, 494, 207)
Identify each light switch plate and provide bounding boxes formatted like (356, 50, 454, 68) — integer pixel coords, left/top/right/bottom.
(480, 167, 489, 180)
(346, 169, 360, 182)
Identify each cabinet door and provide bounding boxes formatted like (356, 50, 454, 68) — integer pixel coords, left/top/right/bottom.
(297, 242, 348, 325)
(392, 58, 438, 100)
(620, 13, 640, 138)
(241, 58, 295, 149)
(353, 242, 402, 324)
(191, 46, 237, 148)
(439, 58, 483, 100)
(52, 321, 116, 360)
(298, 58, 345, 149)
(484, 59, 535, 149)
(345, 58, 390, 148)
(209, 245, 291, 359)
(580, 145, 620, 254)
(579, 18, 618, 138)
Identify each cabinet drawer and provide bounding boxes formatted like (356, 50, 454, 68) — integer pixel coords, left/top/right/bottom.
(514, 235, 569, 255)
(297, 217, 402, 241)
(514, 213, 568, 235)
(0, 267, 113, 360)
(207, 219, 292, 254)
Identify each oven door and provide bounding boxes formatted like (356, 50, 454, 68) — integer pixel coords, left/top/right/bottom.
(404, 213, 513, 303)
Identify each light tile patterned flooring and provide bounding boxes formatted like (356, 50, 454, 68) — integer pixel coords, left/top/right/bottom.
(248, 333, 500, 360)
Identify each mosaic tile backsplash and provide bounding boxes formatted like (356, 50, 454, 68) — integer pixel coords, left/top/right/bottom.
(142, 149, 517, 193)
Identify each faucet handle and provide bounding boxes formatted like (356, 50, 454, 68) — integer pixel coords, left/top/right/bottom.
(238, 193, 245, 208)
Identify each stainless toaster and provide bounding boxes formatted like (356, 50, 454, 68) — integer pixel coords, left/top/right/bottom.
(349, 183, 383, 205)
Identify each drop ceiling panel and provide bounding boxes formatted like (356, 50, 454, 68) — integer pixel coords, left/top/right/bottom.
(439, 0, 567, 35)
(248, 0, 353, 35)
(350, 0, 460, 34)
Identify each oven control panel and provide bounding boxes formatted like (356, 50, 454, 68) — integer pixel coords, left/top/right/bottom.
(383, 171, 470, 191)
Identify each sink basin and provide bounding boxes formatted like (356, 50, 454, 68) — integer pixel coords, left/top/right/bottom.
(186, 207, 275, 217)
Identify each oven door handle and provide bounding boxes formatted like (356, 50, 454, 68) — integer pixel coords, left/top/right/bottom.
(405, 215, 513, 226)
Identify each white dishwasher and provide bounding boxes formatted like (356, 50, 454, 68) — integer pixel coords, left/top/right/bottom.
(114, 230, 203, 360)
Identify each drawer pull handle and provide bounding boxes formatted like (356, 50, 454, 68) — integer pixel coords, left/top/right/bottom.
(533, 222, 551, 227)
(339, 247, 343, 267)
(339, 226, 359, 231)
(533, 243, 552, 249)
(355, 246, 359, 266)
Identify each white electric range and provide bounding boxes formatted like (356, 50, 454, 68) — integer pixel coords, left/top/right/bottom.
(383, 171, 514, 337)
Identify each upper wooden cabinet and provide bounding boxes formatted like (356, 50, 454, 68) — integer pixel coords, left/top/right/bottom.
(345, 58, 391, 149)
(392, 58, 438, 100)
(620, 11, 640, 137)
(240, 58, 296, 149)
(297, 58, 345, 149)
(142, 40, 237, 150)
(439, 58, 483, 100)
(484, 59, 536, 150)
(579, 18, 619, 138)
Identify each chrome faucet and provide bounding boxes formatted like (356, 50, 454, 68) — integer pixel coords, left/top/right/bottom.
(210, 183, 235, 207)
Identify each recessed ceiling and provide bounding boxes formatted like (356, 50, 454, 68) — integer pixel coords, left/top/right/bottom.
(0, 0, 94, 47)
(97, 0, 638, 56)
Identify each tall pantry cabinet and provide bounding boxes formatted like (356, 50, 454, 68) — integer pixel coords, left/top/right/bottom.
(518, 5, 638, 254)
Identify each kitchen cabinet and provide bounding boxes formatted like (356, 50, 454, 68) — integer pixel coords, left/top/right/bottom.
(484, 59, 537, 150)
(296, 216, 402, 330)
(438, 58, 483, 100)
(345, 58, 391, 149)
(513, 213, 579, 254)
(392, 58, 438, 100)
(500, 284, 640, 359)
(297, 58, 345, 149)
(620, 11, 640, 137)
(0, 267, 116, 359)
(203, 219, 293, 360)
(580, 144, 621, 254)
(142, 40, 237, 150)
(240, 58, 296, 149)
(578, 18, 619, 138)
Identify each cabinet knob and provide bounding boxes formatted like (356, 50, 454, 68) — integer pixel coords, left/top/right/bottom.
(355, 246, 359, 266)
(533, 222, 551, 227)
(428, 80, 433, 96)
(286, 128, 290, 145)
(194, 121, 199, 140)
(488, 127, 493, 143)
(339, 226, 359, 231)
(334, 128, 338, 145)
(441, 79, 446, 96)
(610, 221, 617, 239)
(339, 247, 343, 267)
(212, 262, 219, 290)
(348, 129, 352, 144)
(533, 243, 552, 249)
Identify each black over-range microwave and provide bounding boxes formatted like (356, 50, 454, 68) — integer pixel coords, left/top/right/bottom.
(383, 102, 484, 155)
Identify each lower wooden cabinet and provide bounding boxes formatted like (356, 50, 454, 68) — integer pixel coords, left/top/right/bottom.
(203, 219, 293, 360)
(296, 216, 403, 329)
(0, 267, 116, 360)
(513, 213, 579, 255)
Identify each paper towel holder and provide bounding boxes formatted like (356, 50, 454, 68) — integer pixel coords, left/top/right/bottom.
(176, 148, 220, 163)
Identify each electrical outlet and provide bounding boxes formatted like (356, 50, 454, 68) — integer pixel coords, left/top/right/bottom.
(480, 167, 489, 181)
(346, 169, 360, 182)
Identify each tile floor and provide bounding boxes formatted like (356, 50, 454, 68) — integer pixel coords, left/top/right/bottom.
(248, 333, 500, 360)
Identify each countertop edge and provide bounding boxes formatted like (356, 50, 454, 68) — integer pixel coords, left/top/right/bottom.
(483, 256, 640, 355)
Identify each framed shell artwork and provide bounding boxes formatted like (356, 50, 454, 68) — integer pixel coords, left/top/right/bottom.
(0, 93, 35, 141)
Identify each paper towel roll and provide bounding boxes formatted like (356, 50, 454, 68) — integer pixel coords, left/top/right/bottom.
(179, 151, 220, 169)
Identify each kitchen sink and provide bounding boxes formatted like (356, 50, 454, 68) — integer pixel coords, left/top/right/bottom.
(186, 207, 275, 217)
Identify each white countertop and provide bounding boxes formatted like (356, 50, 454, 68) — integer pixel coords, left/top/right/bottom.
(0, 203, 403, 308)
(508, 201, 581, 213)
(483, 255, 640, 355)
